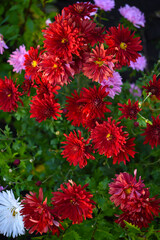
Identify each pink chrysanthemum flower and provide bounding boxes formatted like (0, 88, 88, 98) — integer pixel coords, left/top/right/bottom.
(115, 188, 160, 229)
(94, 0, 115, 12)
(100, 71, 123, 99)
(119, 4, 145, 28)
(0, 34, 8, 55)
(7, 45, 28, 73)
(129, 83, 142, 97)
(109, 169, 145, 210)
(130, 55, 147, 71)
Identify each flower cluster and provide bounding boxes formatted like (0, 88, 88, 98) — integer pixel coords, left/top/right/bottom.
(109, 170, 160, 228)
(65, 85, 111, 128)
(0, 182, 95, 238)
(1, 1, 160, 238)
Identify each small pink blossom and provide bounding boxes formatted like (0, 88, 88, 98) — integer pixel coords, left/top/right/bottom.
(94, 0, 115, 12)
(100, 71, 122, 99)
(7, 44, 28, 73)
(129, 83, 142, 97)
(119, 4, 145, 28)
(130, 55, 147, 71)
(0, 34, 8, 55)
(45, 18, 52, 26)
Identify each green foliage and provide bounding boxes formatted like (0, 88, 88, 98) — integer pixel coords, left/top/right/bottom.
(0, 0, 160, 240)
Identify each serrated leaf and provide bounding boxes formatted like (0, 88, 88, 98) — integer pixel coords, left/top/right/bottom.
(63, 230, 81, 240)
(124, 221, 141, 233)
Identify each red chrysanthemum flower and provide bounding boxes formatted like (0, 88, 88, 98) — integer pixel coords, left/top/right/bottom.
(78, 85, 112, 121)
(109, 170, 145, 210)
(24, 47, 42, 81)
(118, 99, 141, 120)
(65, 90, 86, 127)
(112, 137, 137, 165)
(30, 94, 62, 122)
(141, 115, 160, 148)
(142, 74, 160, 100)
(61, 130, 95, 168)
(52, 180, 96, 224)
(39, 53, 74, 86)
(42, 14, 84, 61)
(36, 78, 61, 99)
(91, 118, 126, 158)
(21, 188, 63, 235)
(0, 77, 22, 112)
(105, 24, 142, 67)
(64, 2, 97, 19)
(84, 118, 104, 131)
(79, 19, 106, 47)
(115, 189, 160, 229)
(21, 75, 35, 96)
(83, 44, 116, 83)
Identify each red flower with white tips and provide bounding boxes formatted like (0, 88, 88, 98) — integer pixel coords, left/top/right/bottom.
(39, 53, 74, 86)
(83, 44, 115, 83)
(24, 47, 42, 81)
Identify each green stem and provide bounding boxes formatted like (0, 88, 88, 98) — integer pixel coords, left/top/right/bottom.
(139, 92, 152, 107)
(137, 113, 152, 125)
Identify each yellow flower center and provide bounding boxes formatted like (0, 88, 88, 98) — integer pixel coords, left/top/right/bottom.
(8, 93, 12, 97)
(53, 64, 58, 69)
(106, 133, 112, 140)
(31, 60, 37, 67)
(61, 38, 68, 44)
(125, 187, 132, 195)
(11, 207, 18, 217)
(95, 58, 104, 67)
(120, 42, 127, 50)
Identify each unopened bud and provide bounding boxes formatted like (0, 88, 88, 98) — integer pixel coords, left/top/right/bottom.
(13, 159, 20, 166)
(35, 181, 42, 186)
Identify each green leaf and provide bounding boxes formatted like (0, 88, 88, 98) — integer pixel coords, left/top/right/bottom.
(124, 221, 141, 233)
(63, 230, 81, 240)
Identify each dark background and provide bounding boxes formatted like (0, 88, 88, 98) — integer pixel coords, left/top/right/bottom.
(55, 0, 160, 71)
